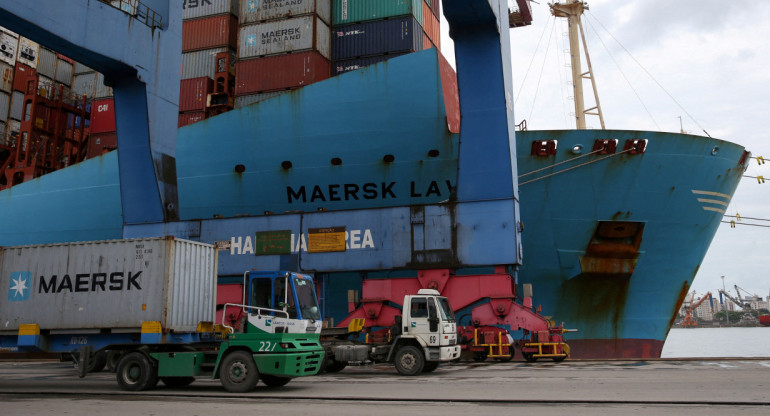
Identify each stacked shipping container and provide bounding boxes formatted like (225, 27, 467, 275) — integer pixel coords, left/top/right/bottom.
(180, 0, 240, 126)
(234, 0, 332, 107)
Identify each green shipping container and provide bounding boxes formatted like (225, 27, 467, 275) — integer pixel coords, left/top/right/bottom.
(333, 0, 423, 26)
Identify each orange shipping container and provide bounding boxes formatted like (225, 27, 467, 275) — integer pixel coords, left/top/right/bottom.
(182, 14, 239, 52)
(422, 0, 440, 50)
(235, 51, 330, 96)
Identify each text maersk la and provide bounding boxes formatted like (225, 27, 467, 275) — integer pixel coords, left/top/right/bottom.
(229, 229, 375, 256)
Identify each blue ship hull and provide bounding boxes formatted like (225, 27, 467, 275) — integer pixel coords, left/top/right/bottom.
(0, 50, 746, 358)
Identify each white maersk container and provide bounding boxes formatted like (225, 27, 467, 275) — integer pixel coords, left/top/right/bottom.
(239, 15, 330, 60)
(240, 0, 331, 25)
(0, 237, 217, 334)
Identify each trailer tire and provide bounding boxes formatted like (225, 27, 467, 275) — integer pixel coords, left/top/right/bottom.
(116, 352, 158, 391)
(522, 352, 538, 362)
(259, 374, 291, 387)
(86, 351, 108, 373)
(219, 351, 259, 393)
(394, 345, 424, 376)
(552, 355, 567, 363)
(161, 376, 196, 388)
(422, 361, 439, 373)
(106, 351, 123, 373)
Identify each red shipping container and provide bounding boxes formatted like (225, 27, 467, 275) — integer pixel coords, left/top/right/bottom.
(423, 33, 433, 51)
(422, 1, 441, 50)
(179, 77, 214, 112)
(90, 98, 116, 134)
(87, 131, 117, 159)
(179, 111, 206, 128)
(182, 14, 238, 53)
(13, 63, 36, 93)
(438, 52, 460, 134)
(235, 51, 330, 96)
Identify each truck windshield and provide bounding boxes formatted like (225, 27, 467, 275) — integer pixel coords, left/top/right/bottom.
(436, 297, 455, 322)
(293, 277, 321, 321)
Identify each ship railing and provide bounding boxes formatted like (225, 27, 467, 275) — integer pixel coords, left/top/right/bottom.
(100, 0, 163, 29)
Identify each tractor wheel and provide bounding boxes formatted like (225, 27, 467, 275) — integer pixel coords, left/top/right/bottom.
(394, 345, 425, 376)
(323, 359, 347, 373)
(219, 351, 259, 393)
(116, 352, 159, 391)
(161, 376, 196, 388)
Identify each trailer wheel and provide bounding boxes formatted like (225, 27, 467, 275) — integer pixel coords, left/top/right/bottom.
(106, 351, 123, 373)
(552, 355, 567, 363)
(161, 376, 196, 388)
(394, 345, 424, 376)
(116, 352, 159, 391)
(219, 351, 259, 393)
(522, 352, 538, 362)
(86, 351, 108, 373)
(472, 352, 488, 362)
(259, 374, 291, 387)
(422, 361, 439, 373)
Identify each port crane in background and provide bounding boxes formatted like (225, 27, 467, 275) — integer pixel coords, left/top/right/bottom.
(719, 287, 759, 326)
(681, 291, 711, 328)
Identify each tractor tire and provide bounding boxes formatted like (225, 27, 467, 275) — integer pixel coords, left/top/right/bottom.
(219, 351, 259, 393)
(394, 345, 425, 376)
(116, 352, 159, 391)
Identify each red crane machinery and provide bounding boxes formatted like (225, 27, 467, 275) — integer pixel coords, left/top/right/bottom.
(681, 291, 711, 328)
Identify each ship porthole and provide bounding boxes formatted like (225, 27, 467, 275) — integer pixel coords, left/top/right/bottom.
(331, 157, 342, 166)
(383, 154, 395, 163)
(427, 149, 440, 157)
(281, 161, 293, 170)
(571, 144, 583, 155)
(711, 146, 719, 156)
(234, 164, 246, 173)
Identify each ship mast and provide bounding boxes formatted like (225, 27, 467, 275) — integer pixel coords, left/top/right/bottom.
(550, 1, 605, 130)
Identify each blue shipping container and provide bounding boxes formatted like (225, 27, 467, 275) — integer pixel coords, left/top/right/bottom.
(332, 52, 408, 75)
(332, 17, 423, 60)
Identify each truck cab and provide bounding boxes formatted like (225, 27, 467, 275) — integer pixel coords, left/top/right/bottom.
(218, 271, 322, 335)
(399, 289, 460, 361)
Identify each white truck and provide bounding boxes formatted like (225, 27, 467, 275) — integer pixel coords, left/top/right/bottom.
(321, 289, 461, 375)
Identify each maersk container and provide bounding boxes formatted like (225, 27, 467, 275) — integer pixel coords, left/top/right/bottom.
(182, 14, 238, 52)
(332, 17, 424, 61)
(238, 16, 331, 60)
(240, 0, 332, 26)
(235, 51, 330, 95)
(0, 91, 9, 122)
(182, 48, 234, 79)
(36, 47, 57, 79)
(332, 0, 423, 26)
(0, 31, 17, 66)
(0, 237, 217, 333)
(182, 0, 239, 21)
(331, 52, 407, 75)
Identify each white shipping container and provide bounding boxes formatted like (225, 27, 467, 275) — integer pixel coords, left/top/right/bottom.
(0, 91, 9, 122)
(0, 237, 218, 333)
(16, 37, 39, 68)
(9, 90, 23, 121)
(4, 119, 20, 144)
(0, 120, 5, 144)
(0, 30, 18, 66)
(183, 0, 239, 20)
(94, 72, 113, 98)
(55, 58, 74, 86)
(73, 61, 93, 75)
(0, 61, 13, 94)
(37, 47, 57, 79)
(182, 47, 233, 79)
(239, 16, 330, 60)
(240, 0, 331, 25)
(71, 72, 97, 97)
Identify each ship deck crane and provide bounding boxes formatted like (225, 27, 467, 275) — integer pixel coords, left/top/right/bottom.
(681, 291, 711, 328)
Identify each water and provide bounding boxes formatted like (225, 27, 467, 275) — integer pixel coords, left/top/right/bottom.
(661, 327, 770, 358)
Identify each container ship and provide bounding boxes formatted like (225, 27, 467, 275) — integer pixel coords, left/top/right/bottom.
(0, 1, 747, 358)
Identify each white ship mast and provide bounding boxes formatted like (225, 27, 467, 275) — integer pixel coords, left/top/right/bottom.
(550, 1, 605, 130)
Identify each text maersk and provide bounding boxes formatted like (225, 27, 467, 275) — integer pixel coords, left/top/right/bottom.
(38, 272, 142, 294)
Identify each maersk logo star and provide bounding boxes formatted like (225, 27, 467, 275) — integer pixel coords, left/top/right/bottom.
(248, 0, 258, 12)
(8, 272, 32, 302)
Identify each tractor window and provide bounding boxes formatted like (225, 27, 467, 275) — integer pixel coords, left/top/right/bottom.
(410, 298, 428, 318)
(293, 277, 321, 320)
(250, 278, 272, 311)
(274, 277, 296, 318)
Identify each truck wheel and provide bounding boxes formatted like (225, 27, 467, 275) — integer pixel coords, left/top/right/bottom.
(161, 376, 196, 388)
(219, 351, 259, 393)
(422, 361, 439, 373)
(116, 352, 159, 391)
(394, 346, 424, 376)
(259, 374, 291, 387)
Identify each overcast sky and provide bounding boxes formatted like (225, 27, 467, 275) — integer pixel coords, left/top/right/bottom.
(444, 0, 770, 300)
